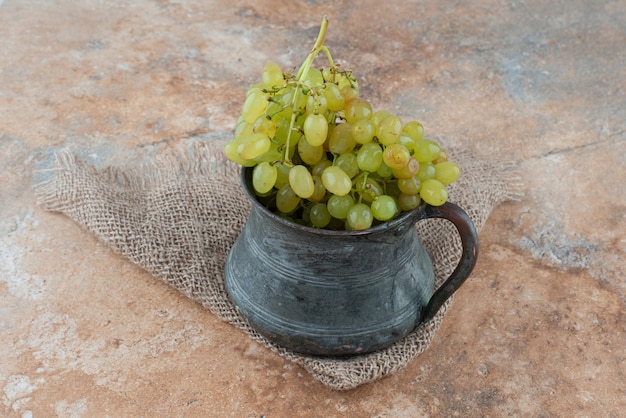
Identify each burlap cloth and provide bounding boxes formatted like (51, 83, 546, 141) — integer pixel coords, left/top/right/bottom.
(34, 139, 518, 391)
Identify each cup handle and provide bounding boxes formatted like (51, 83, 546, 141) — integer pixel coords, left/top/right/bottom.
(415, 202, 479, 324)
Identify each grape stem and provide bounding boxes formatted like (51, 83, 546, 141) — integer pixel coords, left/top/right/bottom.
(295, 16, 329, 81)
(321, 46, 335, 68)
(284, 16, 332, 162)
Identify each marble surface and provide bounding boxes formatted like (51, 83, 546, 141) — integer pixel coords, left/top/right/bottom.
(1, 0, 625, 416)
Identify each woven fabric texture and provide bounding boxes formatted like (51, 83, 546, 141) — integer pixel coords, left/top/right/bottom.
(35, 141, 516, 390)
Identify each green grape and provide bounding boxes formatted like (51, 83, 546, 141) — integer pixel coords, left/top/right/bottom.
(346, 203, 373, 230)
(253, 141, 282, 163)
(377, 115, 402, 146)
(224, 140, 256, 167)
(434, 161, 460, 185)
(234, 121, 254, 141)
(337, 71, 358, 91)
(274, 87, 295, 108)
(351, 118, 375, 144)
(376, 162, 393, 178)
(416, 162, 436, 181)
(306, 92, 328, 115)
(253, 116, 277, 139)
(275, 116, 302, 149)
(344, 99, 372, 124)
(289, 165, 315, 198)
(321, 67, 335, 83)
(371, 195, 398, 221)
(266, 98, 285, 119)
(308, 175, 327, 202)
(327, 194, 354, 219)
(371, 109, 391, 127)
(321, 165, 352, 196)
(274, 162, 291, 188)
(273, 115, 292, 144)
(242, 88, 269, 124)
(294, 112, 307, 131)
(356, 142, 383, 172)
(433, 149, 448, 164)
(353, 174, 383, 202)
(398, 134, 417, 154)
(420, 179, 448, 206)
(254, 187, 277, 198)
(335, 152, 359, 179)
(276, 184, 301, 213)
(303, 113, 329, 146)
(397, 176, 421, 195)
(309, 203, 331, 228)
(252, 162, 278, 194)
(414, 139, 441, 163)
(278, 86, 306, 114)
(304, 68, 324, 87)
(382, 143, 411, 169)
(272, 86, 292, 108)
(262, 62, 284, 88)
(323, 83, 345, 111)
(392, 157, 419, 179)
(340, 85, 359, 102)
(402, 121, 424, 141)
(298, 136, 324, 165)
(238, 133, 271, 160)
(328, 123, 356, 154)
(295, 89, 309, 110)
(397, 193, 421, 211)
(311, 159, 332, 177)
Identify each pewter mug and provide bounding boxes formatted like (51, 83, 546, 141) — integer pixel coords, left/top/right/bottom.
(224, 167, 478, 356)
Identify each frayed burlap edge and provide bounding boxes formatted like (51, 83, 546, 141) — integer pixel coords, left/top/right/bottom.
(34, 140, 520, 391)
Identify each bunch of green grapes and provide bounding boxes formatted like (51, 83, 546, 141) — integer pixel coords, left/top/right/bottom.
(224, 17, 460, 231)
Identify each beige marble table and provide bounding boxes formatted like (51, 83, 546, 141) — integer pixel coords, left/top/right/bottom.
(1, 0, 624, 416)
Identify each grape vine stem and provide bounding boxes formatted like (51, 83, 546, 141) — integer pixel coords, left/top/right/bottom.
(284, 16, 332, 163)
(295, 16, 329, 81)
